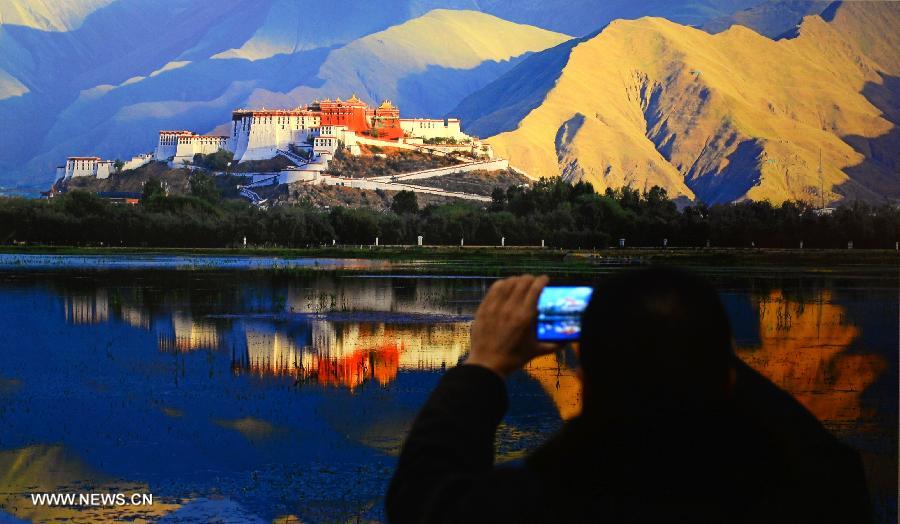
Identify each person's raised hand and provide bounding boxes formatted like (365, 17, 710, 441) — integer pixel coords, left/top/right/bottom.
(465, 274, 559, 379)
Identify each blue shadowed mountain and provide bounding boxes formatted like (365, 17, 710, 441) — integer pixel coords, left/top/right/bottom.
(0, 0, 777, 188)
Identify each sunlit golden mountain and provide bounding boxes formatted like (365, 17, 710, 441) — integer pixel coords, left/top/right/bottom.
(455, 1, 900, 204)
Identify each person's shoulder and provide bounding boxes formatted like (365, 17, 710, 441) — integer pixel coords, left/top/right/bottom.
(733, 360, 831, 438)
(456, 464, 553, 523)
(732, 359, 863, 469)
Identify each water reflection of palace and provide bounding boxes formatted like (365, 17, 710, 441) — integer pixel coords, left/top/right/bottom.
(56, 282, 887, 423)
(56, 283, 473, 390)
(157, 312, 219, 352)
(63, 290, 109, 325)
(284, 277, 481, 317)
(234, 321, 470, 389)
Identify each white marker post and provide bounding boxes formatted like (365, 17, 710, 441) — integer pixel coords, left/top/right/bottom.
(501, 237, 505, 247)
(418, 236, 423, 246)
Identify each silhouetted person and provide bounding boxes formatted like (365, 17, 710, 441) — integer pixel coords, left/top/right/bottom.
(387, 268, 871, 523)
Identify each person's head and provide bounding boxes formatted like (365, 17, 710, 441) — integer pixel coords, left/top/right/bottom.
(579, 267, 735, 418)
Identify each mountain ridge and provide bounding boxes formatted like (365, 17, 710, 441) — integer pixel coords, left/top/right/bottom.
(458, 2, 899, 204)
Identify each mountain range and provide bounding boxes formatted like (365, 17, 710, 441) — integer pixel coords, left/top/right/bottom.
(1, 0, 897, 205)
(455, 1, 900, 204)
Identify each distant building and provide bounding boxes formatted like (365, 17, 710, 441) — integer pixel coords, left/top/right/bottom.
(122, 152, 154, 171)
(230, 109, 321, 162)
(229, 95, 469, 163)
(399, 117, 464, 141)
(51, 95, 490, 194)
(154, 130, 193, 161)
(61, 156, 116, 179)
(154, 130, 228, 165)
(56, 152, 152, 181)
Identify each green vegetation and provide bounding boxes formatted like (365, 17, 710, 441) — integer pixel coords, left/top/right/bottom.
(142, 178, 167, 200)
(188, 171, 220, 203)
(391, 191, 419, 215)
(192, 149, 234, 171)
(422, 137, 471, 145)
(1, 179, 897, 249)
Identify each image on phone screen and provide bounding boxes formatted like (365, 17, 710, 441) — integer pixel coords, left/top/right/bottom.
(536, 286, 594, 342)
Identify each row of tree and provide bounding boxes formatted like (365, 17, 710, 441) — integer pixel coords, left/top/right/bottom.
(1, 178, 897, 249)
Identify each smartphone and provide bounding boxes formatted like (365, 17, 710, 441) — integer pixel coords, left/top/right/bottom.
(536, 286, 594, 342)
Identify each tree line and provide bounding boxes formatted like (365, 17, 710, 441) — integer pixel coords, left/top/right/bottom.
(1, 177, 897, 249)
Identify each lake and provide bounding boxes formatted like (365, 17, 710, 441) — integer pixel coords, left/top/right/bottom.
(0, 257, 896, 522)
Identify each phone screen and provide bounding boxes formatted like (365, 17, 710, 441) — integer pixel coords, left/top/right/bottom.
(536, 286, 594, 342)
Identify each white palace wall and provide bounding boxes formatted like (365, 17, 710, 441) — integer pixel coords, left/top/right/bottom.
(173, 135, 228, 164)
(400, 118, 466, 141)
(231, 113, 320, 162)
(122, 153, 154, 171)
(62, 157, 116, 179)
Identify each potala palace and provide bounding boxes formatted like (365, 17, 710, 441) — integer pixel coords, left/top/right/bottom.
(54, 95, 505, 200)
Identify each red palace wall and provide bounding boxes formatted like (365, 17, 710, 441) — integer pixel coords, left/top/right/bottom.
(232, 97, 414, 142)
(317, 102, 370, 133)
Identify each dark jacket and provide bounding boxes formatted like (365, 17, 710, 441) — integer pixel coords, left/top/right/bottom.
(386, 361, 871, 523)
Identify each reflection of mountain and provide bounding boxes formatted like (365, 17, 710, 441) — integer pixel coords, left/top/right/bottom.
(525, 352, 582, 421)
(0, 445, 180, 522)
(523, 289, 888, 427)
(737, 290, 886, 425)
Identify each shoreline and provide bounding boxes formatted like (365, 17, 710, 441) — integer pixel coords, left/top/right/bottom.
(0, 245, 897, 269)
